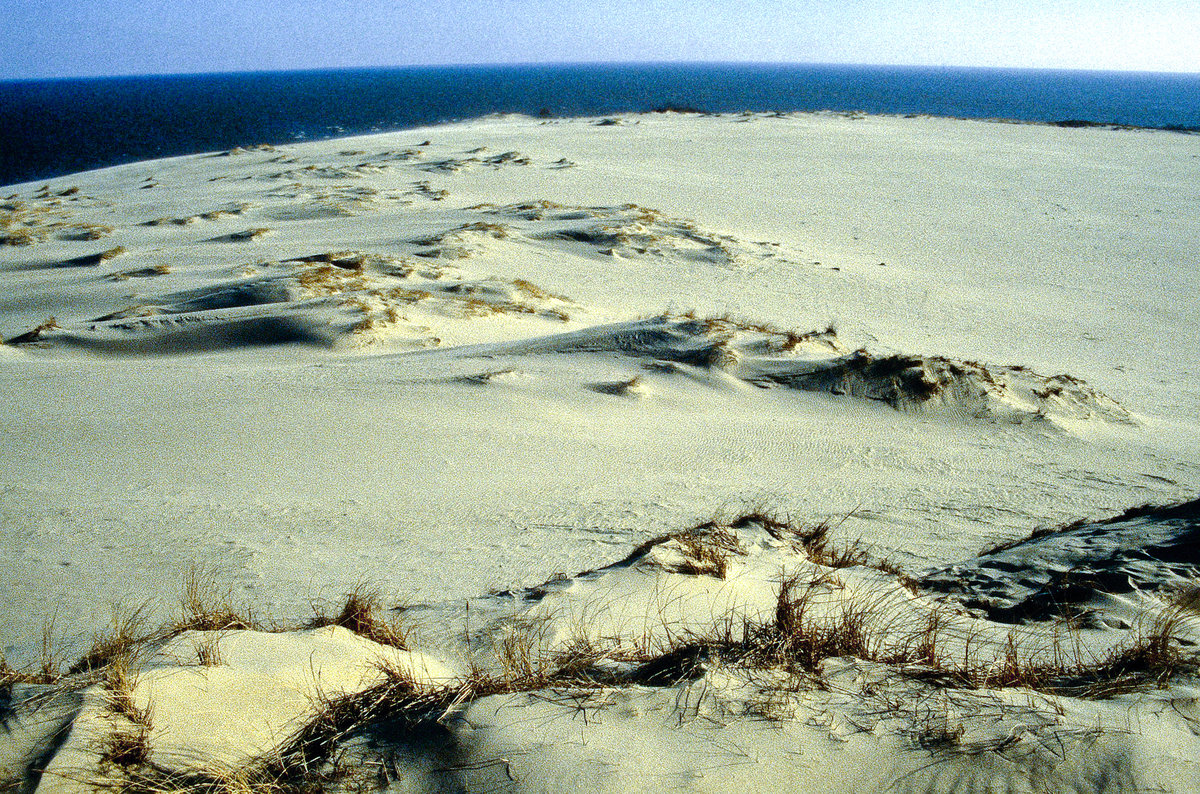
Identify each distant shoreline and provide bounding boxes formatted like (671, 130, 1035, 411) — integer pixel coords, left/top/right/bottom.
(4, 109, 1197, 192)
(3, 62, 1197, 187)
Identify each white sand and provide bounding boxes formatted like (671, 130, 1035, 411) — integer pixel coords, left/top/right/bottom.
(1, 111, 1198, 792)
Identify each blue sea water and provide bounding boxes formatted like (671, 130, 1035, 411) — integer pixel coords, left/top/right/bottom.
(1, 62, 1197, 187)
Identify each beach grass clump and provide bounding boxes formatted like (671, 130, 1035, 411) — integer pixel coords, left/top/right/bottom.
(294, 264, 370, 297)
(96, 724, 152, 779)
(176, 567, 260, 633)
(631, 520, 747, 579)
(732, 573, 878, 674)
(716, 509, 877, 571)
(0, 649, 58, 696)
(510, 277, 568, 303)
(101, 653, 152, 728)
(0, 227, 44, 246)
(743, 575, 1196, 700)
(68, 605, 155, 675)
(306, 584, 409, 650)
(4, 316, 61, 346)
(97, 245, 129, 262)
(1049, 612, 1193, 697)
(194, 634, 224, 667)
(1170, 584, 1200, 612)
(93, 648, 155, 784)
(492, 613, 556, 684)
(59, 223, 115, 241)
(669, 525, 746, 578)
(107, 264, 173, 281)
(228, 228, 273, 242)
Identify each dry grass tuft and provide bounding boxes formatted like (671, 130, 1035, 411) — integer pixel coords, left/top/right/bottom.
(102, 654, 152, 728)
(177, 567, 259, 633)
(1, 615, 68, 686)
(93, 648, 155, 784)
(671, 525, 746, 578)
(0, 648, 58, 698)
(68, 605, 155, 675)
(307, 585, 409, 650)
(1053, 611, 1192, 697)
(108, 264, 172, 281)
(228, 228, 273, 242)
(747, 573, 876, 673)
(252, 669, 437, 792)
(195, 634, 224, 667)
(0, 227, 43, 246)
(97, 724, 152, 774)
(1171, 584, 1200, 612)
(711, 509, 881, 572)
(59, 223, 114, 241)
(5, 316, 61, 345)
(98, 246, 128, 261)
(510, 278, 566, 302)
(631, 522, 747, 578)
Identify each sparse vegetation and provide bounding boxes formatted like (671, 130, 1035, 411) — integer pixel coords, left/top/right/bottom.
(9, 506, 1197, 792)
(661, 524, 746, 578)
(195, 634, 224, 667)
(68, 605, 155, 675)
(0, 227, 43, 246)
(94, 647, 155, 785)
(227, 228, 273, 242)
(5, 316, 61, 345)
(59, 223, 114, 240)
(307, 584, 409, 650)
(176, 566, 260, 633)
(107, 264, 173, 281)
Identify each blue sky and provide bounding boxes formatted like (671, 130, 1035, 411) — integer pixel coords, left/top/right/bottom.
(2, 0, 1197, 79)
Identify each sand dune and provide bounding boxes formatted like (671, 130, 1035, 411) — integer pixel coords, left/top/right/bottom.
(1, 111, 1198, 792)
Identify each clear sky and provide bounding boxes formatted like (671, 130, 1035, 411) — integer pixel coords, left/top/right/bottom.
(2, 0, 1197, 80)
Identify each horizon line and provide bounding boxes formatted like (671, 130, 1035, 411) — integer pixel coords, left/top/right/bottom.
(4, 58, 1199, 84)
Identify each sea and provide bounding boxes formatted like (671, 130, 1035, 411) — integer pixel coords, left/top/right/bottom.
(2, 62, 1198, 188)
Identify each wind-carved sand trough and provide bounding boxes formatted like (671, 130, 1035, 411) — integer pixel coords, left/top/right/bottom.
(2, 193, 1131, 428)
(449, 314, 1133, 427)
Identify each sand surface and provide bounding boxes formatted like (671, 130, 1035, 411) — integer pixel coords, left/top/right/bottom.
(1, 111, 1198, 792)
